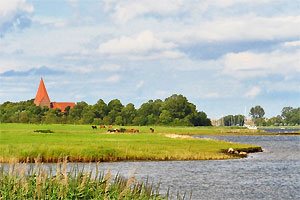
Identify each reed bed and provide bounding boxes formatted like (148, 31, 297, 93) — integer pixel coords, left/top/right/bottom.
(0, 160, 166, 199)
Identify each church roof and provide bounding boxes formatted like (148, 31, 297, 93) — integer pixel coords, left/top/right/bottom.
(34, 78, 51, 107)
(51, 102, 76, 112)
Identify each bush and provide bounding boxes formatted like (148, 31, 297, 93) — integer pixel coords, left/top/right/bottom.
(33, 129, 54, 133)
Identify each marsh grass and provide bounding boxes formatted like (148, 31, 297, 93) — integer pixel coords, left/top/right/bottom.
(0, 123, 261, 163)
(0, 160, 165, 199)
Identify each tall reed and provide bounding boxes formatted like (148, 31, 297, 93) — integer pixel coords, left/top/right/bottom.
(0, 161, 166, 199)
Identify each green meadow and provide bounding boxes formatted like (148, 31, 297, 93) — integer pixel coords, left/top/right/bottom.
(0, 123, 262, 163)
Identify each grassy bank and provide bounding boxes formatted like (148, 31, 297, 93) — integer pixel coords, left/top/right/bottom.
(0, 162, 164, 199)
(0, 123, 262, 163)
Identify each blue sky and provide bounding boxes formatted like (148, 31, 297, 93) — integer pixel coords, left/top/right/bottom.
(0, 0, 299, 119)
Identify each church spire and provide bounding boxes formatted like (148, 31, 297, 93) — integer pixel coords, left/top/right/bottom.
(34, 78, 51, 108)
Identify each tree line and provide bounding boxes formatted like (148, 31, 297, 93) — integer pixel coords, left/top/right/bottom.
(221, 105, 300, 126)
(0, 94, 212, 126)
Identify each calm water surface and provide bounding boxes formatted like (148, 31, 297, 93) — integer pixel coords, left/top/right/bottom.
(4, 135, 300, 199)
(71, 135, 300, 199)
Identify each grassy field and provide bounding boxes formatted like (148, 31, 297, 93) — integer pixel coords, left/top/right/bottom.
(0, 123, 262, 163)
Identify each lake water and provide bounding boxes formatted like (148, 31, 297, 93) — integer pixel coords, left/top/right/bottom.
(3, 135, 300, 199)
(259, 128, 300, 134)
(65, 135, 300, 199)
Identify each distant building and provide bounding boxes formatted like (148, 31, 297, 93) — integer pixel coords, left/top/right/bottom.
(244, 118, 255, 126)
(34, 78, 75, 112)
(211, 119, 222, 126)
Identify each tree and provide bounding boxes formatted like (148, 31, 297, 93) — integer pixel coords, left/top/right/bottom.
(69, 101, 88, 123)
(222, 115, 245, 126)
(108, 99, 123, 113)
(107, 99, 124, 123)
(162, 94, 196, 119)
(81, 106, 95, 124)
(103, 116, 112, 125)
(0, 94, 211, 126)
(266, 115, 283, 126)
(115, 116, 123, 125)
(121, 103, 136, 125)
(136, 99, 162, 125)
(93, 99, 108, 119)
(159, 110, 172, 124)
(19, 111, 29, 123)
(189, 111, 211, 126)
(249, 106, 265, 119)
(281, 107, 293, 119)
(43, 109, 58, 124)
(281, 107, 300, 125)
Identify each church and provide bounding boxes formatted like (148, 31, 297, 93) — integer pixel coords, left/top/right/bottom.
(34, 78, 75, 112)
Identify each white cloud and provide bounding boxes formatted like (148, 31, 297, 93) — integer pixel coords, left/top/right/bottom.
(244, 86, 261, 98)
(104, 0, 273, 23)
(160, 15, 300, 44)
(98, 30, 176, 55)
(99, 64, 121, 72)
(32, 16, 67, 28)
(283, 40, 300, 47)
(129, 50, 185, 60)
(97, 30, 184, 59)
(222, 49, 300, 78)
(104, 0, 184, 23)
(0, 0, 33, 17)
(105, 74, 121, 83)
(0, 0, 33, 35)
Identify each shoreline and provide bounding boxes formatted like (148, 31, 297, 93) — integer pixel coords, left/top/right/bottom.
(0, 145, 263, 164)
(0, 123, 264, 163)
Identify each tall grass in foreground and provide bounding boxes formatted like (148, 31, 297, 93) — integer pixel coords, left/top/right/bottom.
(0, 161, 167, 200)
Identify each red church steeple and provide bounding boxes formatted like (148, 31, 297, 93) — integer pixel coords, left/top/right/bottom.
(34, 78, 51, 108)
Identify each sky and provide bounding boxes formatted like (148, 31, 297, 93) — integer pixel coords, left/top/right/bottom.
(0, 0, 299, 119)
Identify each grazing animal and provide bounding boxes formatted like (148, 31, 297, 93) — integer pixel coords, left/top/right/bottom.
(125, 128, 139, 133)
(99, 125, 106, 128)
(108, 125, 113, 128)
(150, 128, 154, 133)
(127, 129, 134, 133)
(107, 129, 115, 133)
(120, 128, 126, 133)
(91, 125, 97, 129)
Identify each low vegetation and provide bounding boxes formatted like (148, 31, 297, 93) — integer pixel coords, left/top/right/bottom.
(33, 129, 54, 133)
(0, 124, 262, 163)
(0, 162, 164, 199)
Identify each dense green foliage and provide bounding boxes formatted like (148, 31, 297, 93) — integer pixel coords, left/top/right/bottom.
(0, 94, 211, 126)
(249, 105, 265, 119)
(248, 105, 299, 126)
(222, 115, 245, 126)
(0, 163, 164, 199)
(265, 107, 300, 126)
